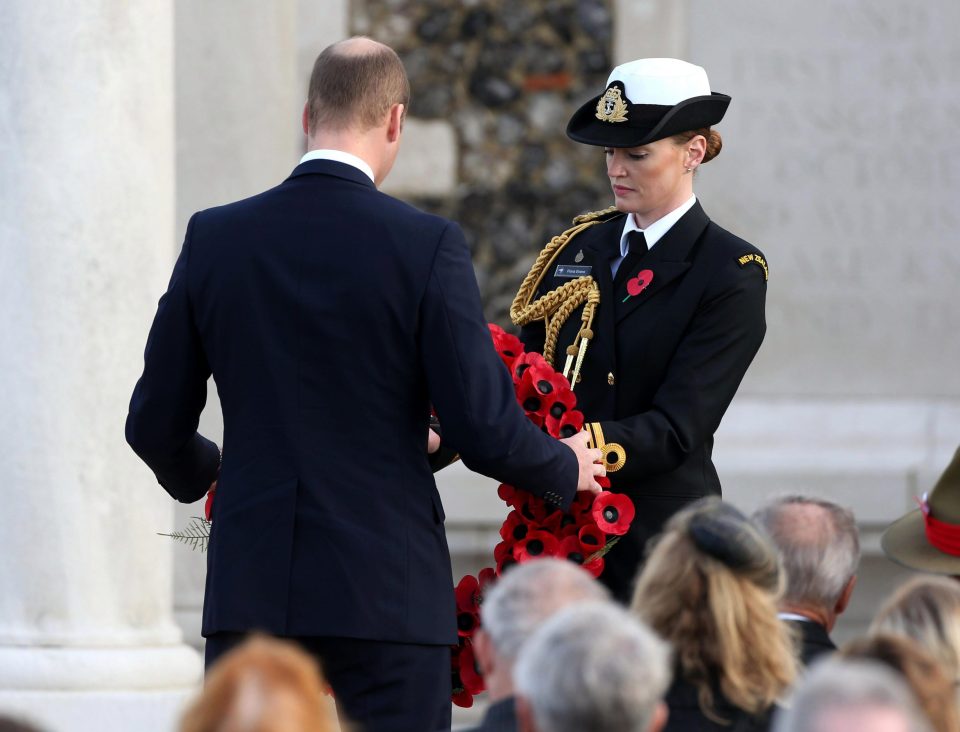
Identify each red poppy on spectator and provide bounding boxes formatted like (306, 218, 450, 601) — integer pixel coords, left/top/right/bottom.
(578, 525, 607, 553)
(459, 640, 486, 695)
(204, 487, 216, 522)
(500, 510, 532, 543)
(592, 492, 636, 536)
(513, 530, 560, 562)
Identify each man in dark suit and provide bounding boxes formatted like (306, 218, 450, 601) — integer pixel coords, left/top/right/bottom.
(753, 496, 860, 666)
(465, 559, 609, 732)
(126, 38, 603, 732)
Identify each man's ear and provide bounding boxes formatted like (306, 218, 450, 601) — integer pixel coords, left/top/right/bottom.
(515, 695, 538, 732)
(835, 575, 857, 615)
(301, 101, 310, 136)
(386, 103, 404, 143)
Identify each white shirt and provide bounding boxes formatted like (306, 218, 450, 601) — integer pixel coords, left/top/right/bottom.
(299, 149, 375, 184)
(778, 612, 814, 623)
(612, 194, 697, 277)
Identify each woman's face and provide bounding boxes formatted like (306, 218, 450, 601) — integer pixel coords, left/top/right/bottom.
(605, 138, 694, 227)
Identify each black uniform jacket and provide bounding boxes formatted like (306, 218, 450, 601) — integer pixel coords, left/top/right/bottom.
(520, 202, 767, 600)
(126, 159, 578, 645)
(786, 618, 836, 667)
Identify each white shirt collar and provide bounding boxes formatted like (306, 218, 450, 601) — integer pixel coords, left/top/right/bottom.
(778, 612, 814, 623)
(299, 149, 375, 184)
(619, 194, 697, 256)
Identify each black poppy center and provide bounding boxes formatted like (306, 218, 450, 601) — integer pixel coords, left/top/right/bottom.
(560, 515, 576, 528)
(516, 364, 530, 378)
(550, 402, 566, 418)
(523, 397, 541, 411)
(568, 551, 584, 564)
(512, 524, 528, 541)
(603, 506, 619, 522)
(537, 380, 553, 395)
(581, 533, 598, 546)
(502, 350, 514, 357)
(526, 539, 545, 555)
(458, 613, 477, 631)
(560, 425, 577, 438)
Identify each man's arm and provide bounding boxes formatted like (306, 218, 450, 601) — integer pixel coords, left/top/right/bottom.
(125, 214, 220, 503)
(418, 222, 601, 509)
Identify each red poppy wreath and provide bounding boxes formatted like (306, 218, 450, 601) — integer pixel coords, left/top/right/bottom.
(449, 325, 636, 708)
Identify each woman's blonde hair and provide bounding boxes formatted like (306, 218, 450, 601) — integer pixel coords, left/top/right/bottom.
(870, 575, 960, 682)
(180, 635, 337, 732)
(839, 633, 960, 732)
(631, 498, 797, 721)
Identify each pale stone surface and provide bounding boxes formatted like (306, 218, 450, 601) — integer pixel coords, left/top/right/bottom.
(0, 0, 202, 729)
(380, 118, 459, 197)
(688, 0, 960, 398)
(614, 0, 688, 63)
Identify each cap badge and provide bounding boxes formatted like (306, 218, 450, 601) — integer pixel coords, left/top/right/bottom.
(595, 85, 629, 124)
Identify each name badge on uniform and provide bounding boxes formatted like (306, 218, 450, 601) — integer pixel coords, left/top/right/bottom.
(554, 264, 592, 278)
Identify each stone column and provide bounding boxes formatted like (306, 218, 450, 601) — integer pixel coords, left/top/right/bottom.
(0, 2, 202, 730)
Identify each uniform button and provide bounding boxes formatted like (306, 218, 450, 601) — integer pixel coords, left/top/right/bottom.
(607, 372, 615, 385)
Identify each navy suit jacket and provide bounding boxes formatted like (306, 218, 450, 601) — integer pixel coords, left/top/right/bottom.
(126, 159, 577, 645)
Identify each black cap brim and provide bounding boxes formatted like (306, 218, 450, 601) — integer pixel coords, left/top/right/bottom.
(567, 92, 731, 148)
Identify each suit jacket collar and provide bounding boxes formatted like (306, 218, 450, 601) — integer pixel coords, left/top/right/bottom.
(790, 618, 836, 650)
(613, 201, 710, 323)
(286, 159, 377, 189)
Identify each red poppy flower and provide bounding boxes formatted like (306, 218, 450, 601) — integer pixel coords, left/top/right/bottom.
(494, 540, 514, 564)
(455, 574, 481, 613)
(544, 385, 577, 436)
(578, 525, 607, 553)
(452, 689, 474, 708)
(478, 567, 497, 598)
(559, 535, 588, 565)
(513, 530, 561, 562)
(496, 554, 518, 576)
(512, 351, 548, 384)
(490, 326, 524, 370)
(516, 494, 550, 525)
(582, 554, 605, 578)
(592, 492, 636, 536)
(459, 639, 486, 694)
(570, 490, 596, 518)
(204, 487, 216, 522)
(517, 365, 553, 417)
(557, 512, 581, 537)
(623, 269, 654, 302)
(554, 409, 585, 439)
(498, 483, 522, 508)
(500, 510, 533, 543)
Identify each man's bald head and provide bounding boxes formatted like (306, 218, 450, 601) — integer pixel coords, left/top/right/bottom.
(306, 37, 410, 134)
(753, 496, 860, 612)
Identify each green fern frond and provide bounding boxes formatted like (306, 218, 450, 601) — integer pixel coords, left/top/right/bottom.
(158, 517, 211, 552)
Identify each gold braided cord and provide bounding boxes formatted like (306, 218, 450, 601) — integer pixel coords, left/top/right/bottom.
(510, 207, 620, 387)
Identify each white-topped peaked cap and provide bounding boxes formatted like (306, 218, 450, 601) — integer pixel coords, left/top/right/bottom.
(567, 57, 730, 148)
(607, 58, 712, 106)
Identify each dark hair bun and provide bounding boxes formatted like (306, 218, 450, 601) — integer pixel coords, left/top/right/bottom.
(702, 130, 723, 163)
(686, 499, 779, 588)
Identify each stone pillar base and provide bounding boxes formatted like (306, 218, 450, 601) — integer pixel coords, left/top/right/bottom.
(0, 645, 202, 732)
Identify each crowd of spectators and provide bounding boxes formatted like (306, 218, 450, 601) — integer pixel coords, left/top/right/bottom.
(5, 451, 960, 732)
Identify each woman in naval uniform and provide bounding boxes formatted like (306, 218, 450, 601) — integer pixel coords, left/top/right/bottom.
(512, 58, 768, 602)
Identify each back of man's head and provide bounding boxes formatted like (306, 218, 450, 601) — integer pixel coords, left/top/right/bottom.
(753, 495, 860, 615)
(481, 558, 609, 666)
(514, 602, 671, 732)
(306, 37, 410, 135)
(773, 658, 932, 732)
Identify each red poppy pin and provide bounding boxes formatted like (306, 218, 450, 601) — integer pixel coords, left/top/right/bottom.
(622, 269, 654, 302)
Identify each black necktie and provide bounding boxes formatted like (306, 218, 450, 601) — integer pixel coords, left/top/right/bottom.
(613, 230, 648, 288)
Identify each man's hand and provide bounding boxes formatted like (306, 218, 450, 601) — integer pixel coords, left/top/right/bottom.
(427, 427, 441, 454)
(560, 430, 605, 494)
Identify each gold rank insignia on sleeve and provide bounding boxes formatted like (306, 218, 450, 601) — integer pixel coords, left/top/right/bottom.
(585, 422, 627, 473)
(737, 253, 769, 281)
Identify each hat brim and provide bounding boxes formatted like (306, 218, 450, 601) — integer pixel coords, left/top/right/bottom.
(567, 92, 731, 148)
(881, 509, 960, 575)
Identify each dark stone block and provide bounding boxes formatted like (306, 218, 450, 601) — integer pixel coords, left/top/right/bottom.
(469, 73, 521, 108)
